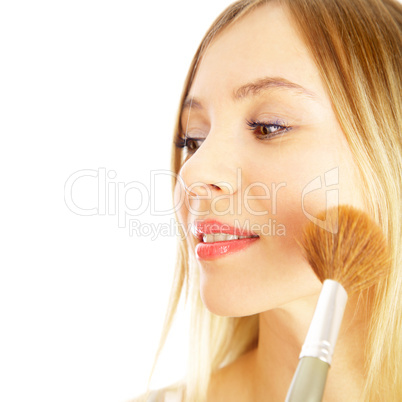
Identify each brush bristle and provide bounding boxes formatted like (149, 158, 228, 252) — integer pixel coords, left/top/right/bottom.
(301, 205, 390, 294)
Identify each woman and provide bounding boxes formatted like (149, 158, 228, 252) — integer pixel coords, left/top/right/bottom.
(136, 0, 402, 400)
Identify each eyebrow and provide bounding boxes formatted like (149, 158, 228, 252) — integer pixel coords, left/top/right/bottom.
(233, 76, 318, 101)
(182, 76, 319, 111)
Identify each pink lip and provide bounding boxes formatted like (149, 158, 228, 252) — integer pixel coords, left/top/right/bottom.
(192, 219, 259, 260)
(195, 237, 259, 260)
(192, 219, 257, 239)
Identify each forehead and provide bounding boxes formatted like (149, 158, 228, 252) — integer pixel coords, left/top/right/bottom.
(188, 2, 328, 104)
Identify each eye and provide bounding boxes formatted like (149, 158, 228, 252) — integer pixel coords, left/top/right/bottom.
(185, 137, 204, 153)
(246, 119, 291, 139)
(174, 135, 204, 154)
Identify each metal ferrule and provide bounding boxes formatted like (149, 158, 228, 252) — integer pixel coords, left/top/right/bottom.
(299, 279, 348, 365)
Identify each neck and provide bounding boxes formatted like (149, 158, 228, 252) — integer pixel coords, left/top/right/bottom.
(249, 292, 369, 401)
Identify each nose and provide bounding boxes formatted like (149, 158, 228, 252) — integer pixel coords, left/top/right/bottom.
(178, 131, 240, 199)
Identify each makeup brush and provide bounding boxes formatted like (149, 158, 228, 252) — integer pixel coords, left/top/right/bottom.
(285, 204, 390, 402)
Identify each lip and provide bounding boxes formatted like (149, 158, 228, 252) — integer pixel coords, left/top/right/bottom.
(192, 219, 259, 260)
(192, 219, 258, 239)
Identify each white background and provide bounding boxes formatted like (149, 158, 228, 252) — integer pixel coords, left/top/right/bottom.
(0, 1, 234, 401)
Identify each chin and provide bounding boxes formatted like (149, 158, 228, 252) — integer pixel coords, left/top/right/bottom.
(199, 268, 323, 318)
(200, 293, 256, 317)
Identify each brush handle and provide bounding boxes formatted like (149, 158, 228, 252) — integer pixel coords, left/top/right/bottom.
(285, 280, 348, 401)
(300, 280, 348, 364)
(285, 357, 329, 402)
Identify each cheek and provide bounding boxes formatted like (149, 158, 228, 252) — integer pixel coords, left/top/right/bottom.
(244, 146, 363, 269)
(248, 139, 362, 227)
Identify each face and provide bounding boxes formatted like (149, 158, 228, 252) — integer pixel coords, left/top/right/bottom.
(173, 2, 365, 316)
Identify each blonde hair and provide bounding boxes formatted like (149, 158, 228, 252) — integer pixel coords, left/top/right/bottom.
(144, 0, 402, 401)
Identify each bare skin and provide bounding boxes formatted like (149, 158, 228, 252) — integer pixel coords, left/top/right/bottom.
(174, 2, 369, 401)
(206, 292, 368, 401)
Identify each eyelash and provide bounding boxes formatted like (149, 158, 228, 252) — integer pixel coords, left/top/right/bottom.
(174, 119, 291, 153)
(245, 119, 291, 139)
(174, 136, 203, 153)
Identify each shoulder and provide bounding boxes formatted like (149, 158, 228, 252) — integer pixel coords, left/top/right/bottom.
(130, 382, 186, 402)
